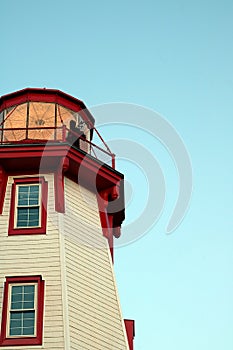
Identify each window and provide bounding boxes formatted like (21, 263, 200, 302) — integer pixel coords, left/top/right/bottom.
(0, 276, 44, 346)
(8, 177, 48, 235)
(9, 284, 36, 337)
(16, 184, 40, 228)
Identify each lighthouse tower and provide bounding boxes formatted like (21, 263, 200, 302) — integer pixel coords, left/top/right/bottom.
(0, 88, 135, 349)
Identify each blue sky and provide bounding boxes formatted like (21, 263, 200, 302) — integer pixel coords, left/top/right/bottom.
(1, 1, 233, 349)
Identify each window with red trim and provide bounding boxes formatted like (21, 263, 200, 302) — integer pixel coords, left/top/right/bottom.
(8, 177, 48, 235)
(0, 276, 44, 346)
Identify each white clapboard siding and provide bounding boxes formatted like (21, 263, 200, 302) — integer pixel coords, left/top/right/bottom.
(0, 174, 129, 350)
(0, 174, 65, 350)
(63, 177, 129, 350)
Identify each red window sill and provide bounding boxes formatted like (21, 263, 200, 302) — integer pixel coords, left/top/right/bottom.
(8, 227, 46, 235)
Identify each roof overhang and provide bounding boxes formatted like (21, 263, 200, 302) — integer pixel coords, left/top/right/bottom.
(0, 142, 125, 234)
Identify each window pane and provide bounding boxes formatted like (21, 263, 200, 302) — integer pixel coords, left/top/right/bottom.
(10, 313, 22, 335)
(11, 286, 23, 309)
(11, 301, 23, 310)
(11, 285, 35, 310)
(29, 186, 39, 205)
(23, 311, 35, 319)
(23, 311, 35, 335)
(17, 208, 29, 227)
(18, 187, 29, 206)
(29, 198, 39, 205)
(22, 311, 35, 335)
(23, 301, 34, 309)
(10, 312, 22, 321)
(23, 319, 34, 327)
(12, 286, 23, 295)
(23, 327, 34, 336)
(23, 285, 35, 309)
(18, 185, 39, 206)
(11, 293, 22, 303)
(18, 186, 29, 193)
(29, 207, 39, 216)
(17, 207, 39, 227)
(28, 207, 39, 226)
(29, 185, 39, 193)
(24, 285, 35, 294)
(9, 311, 23, 336)
(9, 311, 35, 336)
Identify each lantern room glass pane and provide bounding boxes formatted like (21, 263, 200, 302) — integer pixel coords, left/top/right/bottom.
(56, 105, 76, 140)
(56, 105, 87, 141)
(28, 102, 55, 140)
(57, 105, 76, 127)
(3, 104, 27, 142)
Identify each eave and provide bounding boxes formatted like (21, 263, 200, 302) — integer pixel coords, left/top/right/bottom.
(0, 142, 125, 235)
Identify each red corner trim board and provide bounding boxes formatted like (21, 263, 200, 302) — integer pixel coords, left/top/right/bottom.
(0, 166, 8, 214)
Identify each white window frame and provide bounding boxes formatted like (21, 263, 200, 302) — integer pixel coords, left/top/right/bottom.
(14, 183, 42, 229)
(6, 282, 38, 338)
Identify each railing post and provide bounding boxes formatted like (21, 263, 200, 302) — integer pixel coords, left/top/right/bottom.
(112, 154, 115, 169)
(62, 125, 66, 142)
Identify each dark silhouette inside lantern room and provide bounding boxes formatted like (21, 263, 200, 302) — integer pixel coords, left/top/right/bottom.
(66, 120, 86, 149)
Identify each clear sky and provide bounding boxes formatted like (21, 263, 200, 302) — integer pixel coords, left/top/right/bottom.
(1, 1, 233, 349)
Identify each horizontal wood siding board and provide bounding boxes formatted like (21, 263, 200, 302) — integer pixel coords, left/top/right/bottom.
(65, 244, 111, 267)
(65, 258, 115, 283)
(69, 322, 126, 349)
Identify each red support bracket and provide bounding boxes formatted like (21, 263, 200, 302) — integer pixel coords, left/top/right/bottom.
(97, 184, 121, 262)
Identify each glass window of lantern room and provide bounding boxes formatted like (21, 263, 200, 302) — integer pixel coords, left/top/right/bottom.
(3, 104, 28, 142)
(28, 102, 56, 141)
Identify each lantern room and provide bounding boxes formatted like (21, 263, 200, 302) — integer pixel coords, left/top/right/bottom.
(0, 88, 114, 165)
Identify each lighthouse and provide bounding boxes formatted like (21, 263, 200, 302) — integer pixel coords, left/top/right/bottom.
(0, 88, 135, 349)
